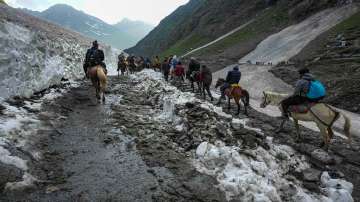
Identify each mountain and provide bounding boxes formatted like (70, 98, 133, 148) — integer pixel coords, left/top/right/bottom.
(114, 18, 154, 42)
(125, 0, 353, 58)
(21, 4, 150, 50)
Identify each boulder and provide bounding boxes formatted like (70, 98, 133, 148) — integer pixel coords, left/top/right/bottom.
(302, 168, 322, 182)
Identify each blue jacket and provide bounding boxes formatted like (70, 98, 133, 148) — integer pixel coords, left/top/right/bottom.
(294, 73, 314, 97)
(226, 69, 241, 84)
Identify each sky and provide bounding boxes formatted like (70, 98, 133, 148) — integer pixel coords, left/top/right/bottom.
(5, 0, 189, 25)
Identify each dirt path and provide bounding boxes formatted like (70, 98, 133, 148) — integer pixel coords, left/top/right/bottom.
(1, 76, 226, 202)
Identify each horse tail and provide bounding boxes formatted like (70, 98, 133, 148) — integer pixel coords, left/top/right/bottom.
(341, 112, 352, 144)
(242, 90, 250, 106)
(97, 67, 107, 92)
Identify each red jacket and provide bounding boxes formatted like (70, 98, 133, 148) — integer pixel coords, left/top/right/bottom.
(174, 65, 185, 76)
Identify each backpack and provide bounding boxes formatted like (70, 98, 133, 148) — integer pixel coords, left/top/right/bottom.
(307, 80, 326, 99)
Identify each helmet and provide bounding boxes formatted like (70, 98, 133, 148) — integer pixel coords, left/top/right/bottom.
(233, 65, 239, 71)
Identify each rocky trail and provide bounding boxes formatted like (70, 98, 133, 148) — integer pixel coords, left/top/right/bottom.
(1, 71, 359, 201)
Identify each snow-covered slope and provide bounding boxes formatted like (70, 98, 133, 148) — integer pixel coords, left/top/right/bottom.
(0, 4, 119, 100)
(239, 4, 359, 65)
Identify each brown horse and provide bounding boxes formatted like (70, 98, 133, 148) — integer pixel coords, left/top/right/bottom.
(88, 65, 107, 103)
(215, 78, 250, 115)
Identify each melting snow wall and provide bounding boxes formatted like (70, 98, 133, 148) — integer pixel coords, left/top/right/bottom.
(0, 20, 120, 99)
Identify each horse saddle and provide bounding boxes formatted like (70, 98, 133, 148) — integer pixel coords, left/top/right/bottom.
(228, 84, 242, 96)
(289, 102, 317, 113)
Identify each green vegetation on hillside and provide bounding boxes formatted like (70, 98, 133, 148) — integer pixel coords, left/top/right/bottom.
(331, 11, 360, 33)
(191, 6, 290, 57)
(0, 0, 6, 4)
(160, 34, 211, 57)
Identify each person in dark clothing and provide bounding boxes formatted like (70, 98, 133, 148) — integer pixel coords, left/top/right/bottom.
(218, 66, 241, 103)
(201, 65, 213, 101)
(280, 68, 324, 118)
(84, 40, 107, 77)
(162, 58, 170, 81)
(187, 57, 201, 79)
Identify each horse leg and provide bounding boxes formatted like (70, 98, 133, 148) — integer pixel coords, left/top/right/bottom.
(241, 98, 248, 116)
(293, 119, 301, 142)
(235, 98, 240, 115)
(102, 90, 106, 103)
(276, 119, 287, 133)
(227, 97, 231, 111)
(319, 125, 330, 151)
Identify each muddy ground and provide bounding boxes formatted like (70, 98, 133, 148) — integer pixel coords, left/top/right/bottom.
(1, 75, 360, 201)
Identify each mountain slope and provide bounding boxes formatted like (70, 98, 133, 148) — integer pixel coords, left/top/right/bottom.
(114, 18, 154, 42)
(271, 8, 360, 113)
(22, 4, 150, 49)
(126, 0, 354, 60)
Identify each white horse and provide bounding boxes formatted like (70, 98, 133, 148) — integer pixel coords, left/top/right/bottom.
(260, 91, 351, 150)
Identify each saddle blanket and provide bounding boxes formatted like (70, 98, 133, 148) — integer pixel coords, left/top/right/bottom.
(289, 102, 317, 113)
(226, 85, 242, 96)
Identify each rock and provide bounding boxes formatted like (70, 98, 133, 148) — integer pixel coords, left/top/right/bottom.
(185, 102, 195, 108)
(0, 163, 23, 190)
(311, 149, 335, 165)
(231, 119, 244, 130)
(46, 186, 60, 194)
(215, 123, 227, 137)
(303, 182, 320, 193)
(302, 168, 322, 182)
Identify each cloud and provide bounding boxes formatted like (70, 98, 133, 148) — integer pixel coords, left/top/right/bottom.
(5, 0, 188, 25)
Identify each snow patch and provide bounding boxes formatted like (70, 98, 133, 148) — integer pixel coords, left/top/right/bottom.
(194, 142, 330, 201)
(5, 172, 37, 191)
(0, 146, 28, 170)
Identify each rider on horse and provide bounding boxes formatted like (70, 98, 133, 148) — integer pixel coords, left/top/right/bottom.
(217, 66, 241, 105)
(84, 40, 107, 77)
(280, 68, 326, 119)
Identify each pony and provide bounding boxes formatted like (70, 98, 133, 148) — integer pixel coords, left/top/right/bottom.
(117, 59, 128, 76)
(215, 78, 250, 115)
(88, 65, 107, 103)
(260, 91, 351, 150)
(188, 71, 202, 93)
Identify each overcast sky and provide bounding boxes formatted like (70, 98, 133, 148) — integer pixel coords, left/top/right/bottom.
(5, 0, 189, 25)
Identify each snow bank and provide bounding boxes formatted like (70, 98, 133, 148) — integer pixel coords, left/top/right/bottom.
(131, 69, 232, 121)
(0, 20, 119, 99)
(194, 141, 352, 202)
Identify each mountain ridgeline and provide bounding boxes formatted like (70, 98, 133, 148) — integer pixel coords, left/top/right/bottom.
(22, 4, 154, 50)
(126, 0, 355, 58)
